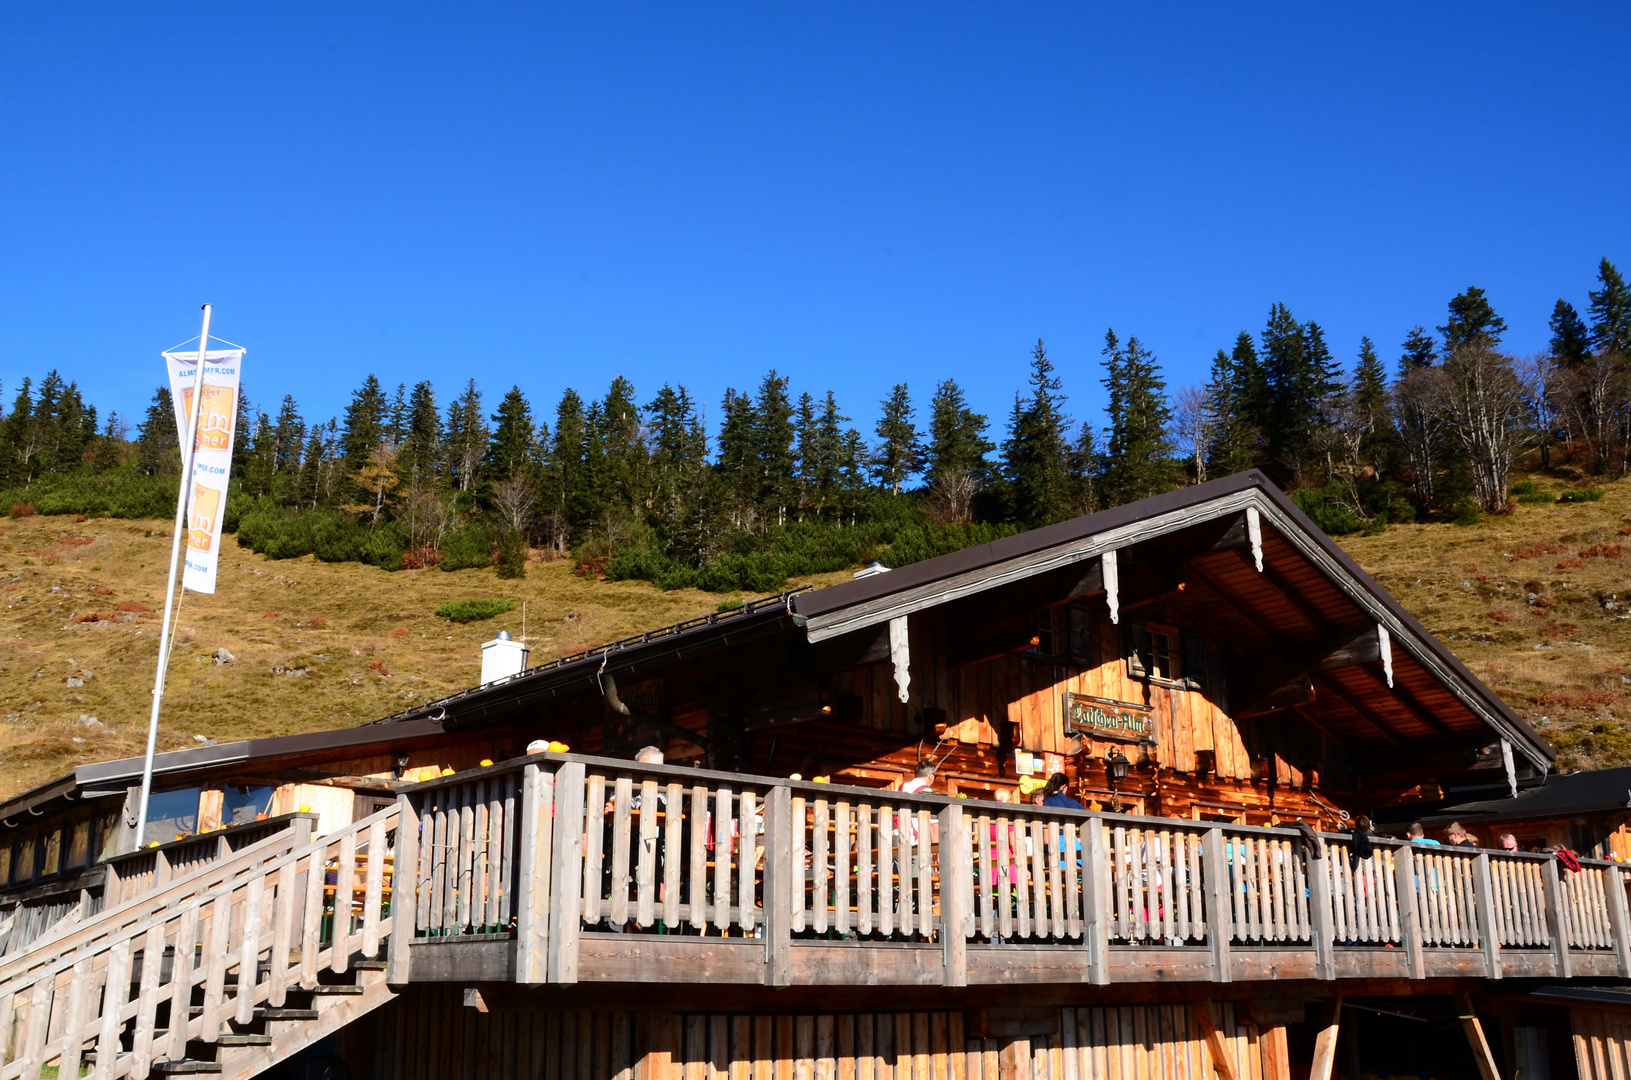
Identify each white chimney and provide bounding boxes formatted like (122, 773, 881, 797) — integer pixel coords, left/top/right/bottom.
(480, 631, 529, 686)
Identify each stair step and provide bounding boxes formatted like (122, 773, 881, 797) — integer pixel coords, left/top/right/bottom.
(258, 1008, 320, 1021)
(352, 959, 388, 970)
(217, 1034, 273, 1047)
(311, 984, 366, 995)
(154, 1061, 223, 1075)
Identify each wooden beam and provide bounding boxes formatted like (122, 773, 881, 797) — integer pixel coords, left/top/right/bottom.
(1290, 704, 1353, 749)
(1308, 999, 1343, 1080)
(1341, 664, 1460, 741)
(1234, 674, 1317, 719)
(1456, 994, 1501, 1080)
(1228, 548, 1330, 634)
(1309, 672, 1407, 747)
(1182, 560, 1280, 645)
(1191, 1002, 1237, 1080)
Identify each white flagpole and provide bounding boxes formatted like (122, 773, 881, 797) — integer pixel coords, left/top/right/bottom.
(134, 303, 213, 847)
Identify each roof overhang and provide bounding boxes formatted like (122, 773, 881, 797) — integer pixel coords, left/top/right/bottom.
(791, 470, 1552, 772)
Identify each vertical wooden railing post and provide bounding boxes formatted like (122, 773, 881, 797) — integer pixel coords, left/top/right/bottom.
(386, 793, 419, 985)
(1202, 828, 1231, 983)
(1083, 818, 1110, 986)
(763, 785, 792, 988)
(1605, 864, 1631, 977)
(1393, 845, 1425, 979)
(1542, 857, 1572, 979)
(547, 761, 585, 985)
(1472, 853, 1501, 980)
(1307, 838, 1335, 981)
(939, 804, 969, 988)
(515, 762, 556, 986)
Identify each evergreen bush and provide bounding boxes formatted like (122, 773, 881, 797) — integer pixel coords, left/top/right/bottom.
(434, 599, 515, 623)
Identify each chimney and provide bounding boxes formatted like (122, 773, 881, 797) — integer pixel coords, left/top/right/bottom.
(480, 630, 530, 686)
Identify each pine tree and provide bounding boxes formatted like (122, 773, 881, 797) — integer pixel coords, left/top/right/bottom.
(793, 392, 819, 517)
(485, 386, 536, 484)
(925, 380, 992, 481)
(443, 380, 486, 492)
(752, 371, 796, 523)
(398, 382, 440, 484)
(596, 376, 647, 513)
(1398, 326, 1437, 377)
(812, 392, 851, 518)
(1204, 347, 1252, 478)
(1352, 336, 1390, 467)
(136, 385, 177, 478)
(1098, 331, 1176, 507)
(1589, 258, 1631, 357)
(1549, 300, 1592, 365)
(340, 375, 387, 474)
(1261, 303, 1326, 481)
(1002, 339, 1072, 527)
(1226, 331, 1269, 469)
(871, 384, 923, 494)
(715, 388, 759, 523)
(1439, 286, 1507, 351)
(542, 389, 589, 546)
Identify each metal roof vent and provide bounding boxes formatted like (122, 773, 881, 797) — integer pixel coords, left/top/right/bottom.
(853, 561, 891, 580)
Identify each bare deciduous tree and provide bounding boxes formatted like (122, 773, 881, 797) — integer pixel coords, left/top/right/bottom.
(1392, 367, 1449, 507)
(1440, 343, 1531, 512)
(1170, 384, 1215, 484)
(491, 473, 539, 534)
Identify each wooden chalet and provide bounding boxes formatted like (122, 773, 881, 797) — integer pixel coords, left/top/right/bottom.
(0, 470, 1623, 1080)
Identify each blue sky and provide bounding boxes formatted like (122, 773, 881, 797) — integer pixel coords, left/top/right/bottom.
(1, 3, 1627, 443)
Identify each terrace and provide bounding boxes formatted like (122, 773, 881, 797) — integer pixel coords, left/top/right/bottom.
(392, 751, 1631, 988)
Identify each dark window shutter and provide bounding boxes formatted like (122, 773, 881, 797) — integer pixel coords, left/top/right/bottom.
(1125, 618, 1149, 677)
(1067, 604, 1094, 664)
(1182, 631, 1208, 690)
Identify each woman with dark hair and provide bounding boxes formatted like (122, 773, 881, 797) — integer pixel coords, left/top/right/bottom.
(1041, 773, 1084, 810)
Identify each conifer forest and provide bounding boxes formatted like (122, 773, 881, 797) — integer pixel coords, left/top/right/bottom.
(2, 259, 1628, 594)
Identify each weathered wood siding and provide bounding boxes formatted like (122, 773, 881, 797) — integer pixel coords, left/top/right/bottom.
(366, 994, 1285, 1080)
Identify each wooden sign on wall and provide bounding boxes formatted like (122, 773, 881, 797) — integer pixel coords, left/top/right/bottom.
(1063, 693, 1156, 744)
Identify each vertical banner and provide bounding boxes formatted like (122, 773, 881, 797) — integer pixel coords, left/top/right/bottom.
(162, 348, 245, 594)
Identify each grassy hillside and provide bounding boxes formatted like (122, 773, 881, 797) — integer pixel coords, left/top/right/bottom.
(0, 474, 1627, 799)
(0, 515, 848, 798)
(1336, 475, 1631, 774)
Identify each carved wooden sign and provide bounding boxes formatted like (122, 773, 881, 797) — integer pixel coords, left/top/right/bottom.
(1063, 693, 1156, 743)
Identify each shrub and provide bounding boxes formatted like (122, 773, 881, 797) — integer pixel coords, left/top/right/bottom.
(496, 530, 527, 579)
(9, 504, 34, 518)
(1559, 488, 1606, 503)
(435, 599, 515, 623)
(1509, 479, 1538, 496)
(1517, 491, 1556, 504)
(1289, 488, 1367, 536)
(438, 524, 493, 572)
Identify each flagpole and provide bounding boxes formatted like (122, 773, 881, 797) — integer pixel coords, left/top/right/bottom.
(134, 303, 212, 847)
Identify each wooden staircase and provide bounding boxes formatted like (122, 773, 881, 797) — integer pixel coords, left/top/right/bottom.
(0, 805, 402, 1080)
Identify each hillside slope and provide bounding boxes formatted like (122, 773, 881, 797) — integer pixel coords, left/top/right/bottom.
(0, 516, 847, 798)
(0, 477, 1627, 799)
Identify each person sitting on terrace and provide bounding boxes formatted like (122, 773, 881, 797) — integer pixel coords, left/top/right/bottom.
(1407, 822, 1441, 845)
(900, 760, 937, 794)
(1446, 822, 1477, 848)
(1499, 833, 1520, 853)
(1041, 773, 1084, 810)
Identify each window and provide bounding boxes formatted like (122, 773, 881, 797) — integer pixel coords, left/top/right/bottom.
(1126, 620, 1207, 688)
(142, 788, 201, 846)
(222, 785, 276, 827)
(1031, 604, 1094, 664)
(1147, 627, 1175, 681)
(1034, 609, 1057, 658)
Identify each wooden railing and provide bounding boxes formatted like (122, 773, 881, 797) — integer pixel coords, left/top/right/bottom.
(100, 812, 317, 906)
(393, 753, 1631, 988)
(0, 806, 398, 1079)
